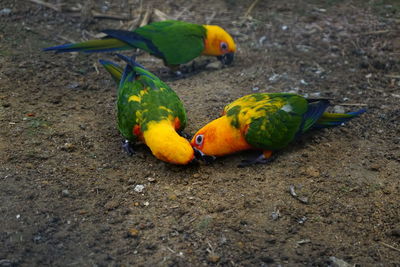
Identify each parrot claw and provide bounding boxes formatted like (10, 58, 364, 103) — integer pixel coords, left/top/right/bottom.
(238, 153, 276, 167)
(174, 70, 187, 78)
(122, 140, 135, 156)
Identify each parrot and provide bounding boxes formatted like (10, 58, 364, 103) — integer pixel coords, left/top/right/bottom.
(191, 93, 366, 167)
(99, 54, 194, 165)
(44, 20, 236, 68)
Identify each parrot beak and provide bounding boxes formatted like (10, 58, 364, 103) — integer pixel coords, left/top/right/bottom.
(193, 147, 216, 164)
(217, 52, 234, 65)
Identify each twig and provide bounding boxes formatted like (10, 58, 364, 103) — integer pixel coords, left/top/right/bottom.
(91, 11, 130, 20)
(93, 63, 99, 75)
(339, 103, 368, 107)
(289, 185, 309, 204)
(58, 35, 77, 43)
(206, 11, 217, 25)
(153, 9, 171, 21)
(380, 242, 400, 253)
(361, 30, 390, 36)
(165, 246, 175, 253)
(29, 0, 129, 20)
(385, 74, 400, 79)
(244, 0, 261, 18)
(175, 3, 195, 20)
(139, 8, 151, 27)
(126, 17, 140, 31)
(28, 0, 62, 12)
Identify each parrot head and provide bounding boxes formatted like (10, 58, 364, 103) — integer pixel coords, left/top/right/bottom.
(152, 134, 195, 165)
(203, 25, 236, 65)
(143, 120, 195, 165)
(191, 116, 251, 162)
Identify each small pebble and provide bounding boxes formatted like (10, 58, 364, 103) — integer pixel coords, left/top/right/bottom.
(369, 163, 380, 171)
(134, 184, 145, 193)
(271, 210, 280, 220)
(67, 82, 80, 89)
(78, 209, 87, 215)
(61, 189, 70, 197)
(128, 228, 139, 237)
(333, 105, 345, 114)
(305, 166, 320, 177)
(329, 256, 352, 267)
(0, 8, 12, 16)
(207, 254, 220, 263)
(61, 143, 75, 152)
(25, 163, 34, 169)
(147, 177, 156, 182)
(104, 200, 119, 210)
(193, 173, 200, 178)
(297, 216, 307, 224)
(143, 201, 149, 206)
(300, 79, 308, 85)
(205, 61, 223, 70)
(168, 194, 177, 200)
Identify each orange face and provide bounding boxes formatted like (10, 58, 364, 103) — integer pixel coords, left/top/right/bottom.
(191, 116, 251, 157)
(202, 25, 236, 56)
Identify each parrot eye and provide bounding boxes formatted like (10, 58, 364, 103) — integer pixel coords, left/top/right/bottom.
(220, 42, 228, 51)
(195, 134, 204, 146)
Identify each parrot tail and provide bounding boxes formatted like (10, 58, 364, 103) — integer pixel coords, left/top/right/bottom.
(314, 109, 366, 128)
(43, 38, 131, 53)
(99, 59, 123, 84)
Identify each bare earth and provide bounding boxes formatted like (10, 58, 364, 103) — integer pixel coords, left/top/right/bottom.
(1, 0, 399, 266)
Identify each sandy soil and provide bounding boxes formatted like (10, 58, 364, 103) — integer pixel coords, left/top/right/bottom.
(1, 0, 399, 266)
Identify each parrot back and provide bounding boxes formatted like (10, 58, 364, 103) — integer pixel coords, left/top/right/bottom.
(133, 20, 206, 65)
(224, 93, 309, 150)
(116, 59, 187, 141)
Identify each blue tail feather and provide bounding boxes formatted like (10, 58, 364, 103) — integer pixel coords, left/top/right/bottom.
(314, 108, 366, 128)
(98, 59, 121, 68)
(43, 43, 126, 53)
(102, 29, 163, 58)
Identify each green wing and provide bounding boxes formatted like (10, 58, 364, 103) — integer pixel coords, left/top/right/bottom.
(225, 93, 308, 150)
(136, 75, 187, 132)
(117, 65, 187, 141)
(134, 20, 206, 65)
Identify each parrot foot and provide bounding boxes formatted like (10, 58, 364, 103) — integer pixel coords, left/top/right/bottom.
(174, 70, 187, 78)
(238, 151, 276, 167)
(180, 60, 203, 73)
(165, 70, 188, 80)
(122, 140, 135, 156)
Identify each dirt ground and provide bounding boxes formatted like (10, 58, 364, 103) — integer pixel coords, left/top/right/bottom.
(1, 0, 400, 266)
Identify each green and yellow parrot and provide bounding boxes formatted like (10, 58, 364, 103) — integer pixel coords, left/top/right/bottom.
(44, 20, 236, 67)
(191, 93, 366, 166)
(100, 55, 194, 164)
